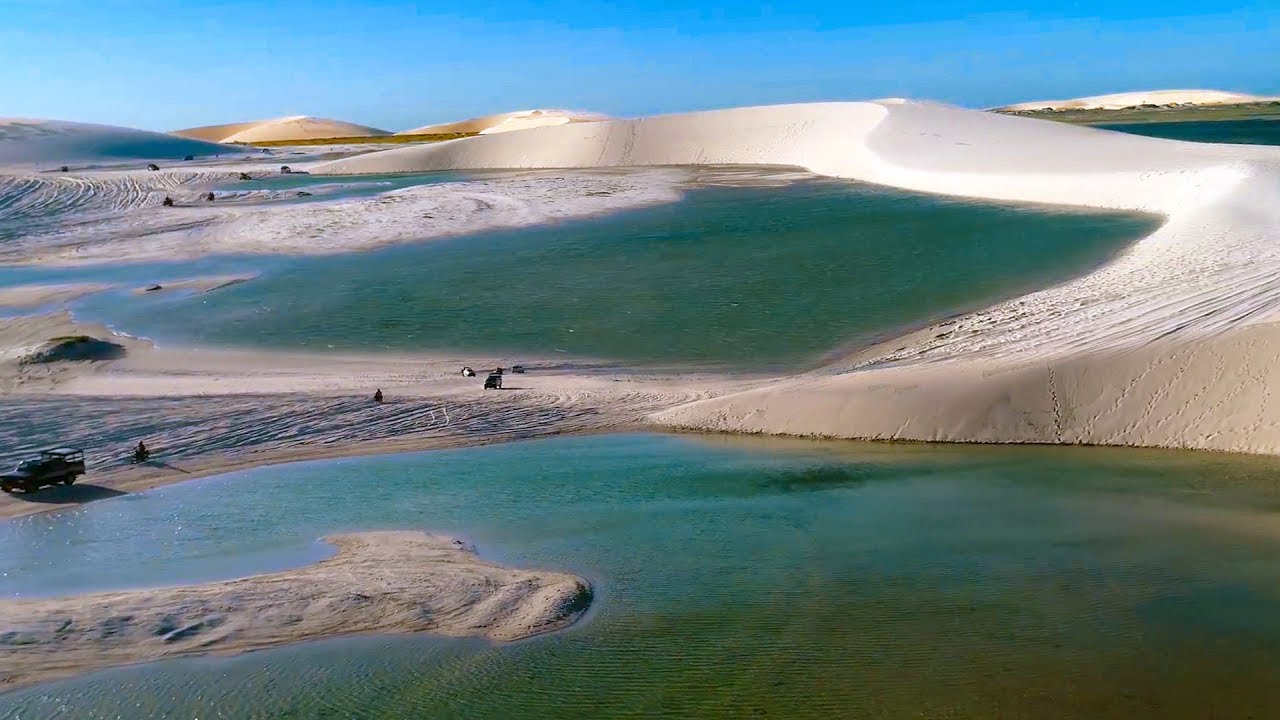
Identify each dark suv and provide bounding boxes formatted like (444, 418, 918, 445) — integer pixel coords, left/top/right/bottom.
(0, 449, 86, 493)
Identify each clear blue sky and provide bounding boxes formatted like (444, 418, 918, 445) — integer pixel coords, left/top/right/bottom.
(3, 0, 1277, 132)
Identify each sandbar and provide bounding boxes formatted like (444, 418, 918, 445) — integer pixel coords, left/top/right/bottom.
(0, 531, 592, 691)
(0, 283, 114, 309)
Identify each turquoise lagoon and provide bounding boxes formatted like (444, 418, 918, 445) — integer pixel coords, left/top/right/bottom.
(3, 434, 1280, 718)
(65, 175, 1158, 370)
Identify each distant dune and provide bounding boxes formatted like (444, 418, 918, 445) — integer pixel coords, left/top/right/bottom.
(398, 109, 609, 136)
(168, 120, 267, 143)
(994, 89, 1280, 112)
(172, 116, 391, 144)
(0, 118, 237, 167)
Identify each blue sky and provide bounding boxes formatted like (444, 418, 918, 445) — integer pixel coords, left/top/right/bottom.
(2, 0, 1276, 132)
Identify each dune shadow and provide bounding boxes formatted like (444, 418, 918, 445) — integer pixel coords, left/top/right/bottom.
(21, 336, 127, 364)
(6, 484, 127, 504)
(152, 461, 192, 475)
(758, 464, 875, 494)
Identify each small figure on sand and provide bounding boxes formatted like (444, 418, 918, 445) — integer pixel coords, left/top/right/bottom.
(132, 441, 150, 464)
(373, 389, 384, 403)
(205, 192, 216, 202)
(238, 172, 252, 181)
(161, 196, 174, 207)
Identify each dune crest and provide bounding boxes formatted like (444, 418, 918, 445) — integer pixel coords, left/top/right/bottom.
(398, 108, 609, 136)
(172, 116, 391, 144)
(993, 88, 1280, 112)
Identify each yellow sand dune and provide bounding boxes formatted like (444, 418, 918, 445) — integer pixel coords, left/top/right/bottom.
(172, 116, 391, 144)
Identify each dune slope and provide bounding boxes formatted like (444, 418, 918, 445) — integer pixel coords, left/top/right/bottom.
(398, 108, 609, 135)
(0, 118, 237, 168)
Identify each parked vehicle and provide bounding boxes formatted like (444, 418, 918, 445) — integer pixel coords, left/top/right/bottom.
(484, 373, 503, 390)
(0, 449, 85, 493)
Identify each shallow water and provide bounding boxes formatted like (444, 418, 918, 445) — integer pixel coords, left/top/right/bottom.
(83, 176, 1157, 369)
(210, 170, 469, 203)
(1099, 117, 1280, 146)
(4, 434, 1280, 718)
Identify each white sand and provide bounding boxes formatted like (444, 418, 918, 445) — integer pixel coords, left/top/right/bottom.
(173, 116, 391, 144)
(0, 283, 114, 309)
(0, 161, 688, 265)
(0, 531, 591, 690)
(308, 100, 1280, 452)
(0, 311, 750, 519)
(994, 89, 1280, 112)
(399, 108, 609, 136)
(656, 320, 1280, 453)
(0, 118, 240, 170)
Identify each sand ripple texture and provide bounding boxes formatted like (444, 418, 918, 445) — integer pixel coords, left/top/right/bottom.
(0, 393, 586, 470)
(0, 531, 592, 690)
(0, 324, 732, 519)
(0, 166, 685, 265)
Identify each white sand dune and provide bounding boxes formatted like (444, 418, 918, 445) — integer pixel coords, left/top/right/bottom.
(994, 89, 1280, 112)
(398, 108, 609, 136)
(173, 116, 391, 144)
(0, 118, 238, 169)
(312, 100, 1280, 453)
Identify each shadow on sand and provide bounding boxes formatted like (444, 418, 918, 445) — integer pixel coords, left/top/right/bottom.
(8, 484, 127, 504)
(151, 460, 192, 475)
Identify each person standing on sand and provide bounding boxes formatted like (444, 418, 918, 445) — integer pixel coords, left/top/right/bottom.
(374, 389, 384, 403)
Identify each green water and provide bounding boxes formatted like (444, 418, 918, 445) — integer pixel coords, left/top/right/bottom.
(5, 434, 1280, 718)
(211, 170, 469, 202)
(1098, 118, 1280, 146)
(93, 178, 1158, 369)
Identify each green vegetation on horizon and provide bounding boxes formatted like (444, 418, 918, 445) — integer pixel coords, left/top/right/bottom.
(994, 101, 1280, 125)
(237, 132, 478, 148)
